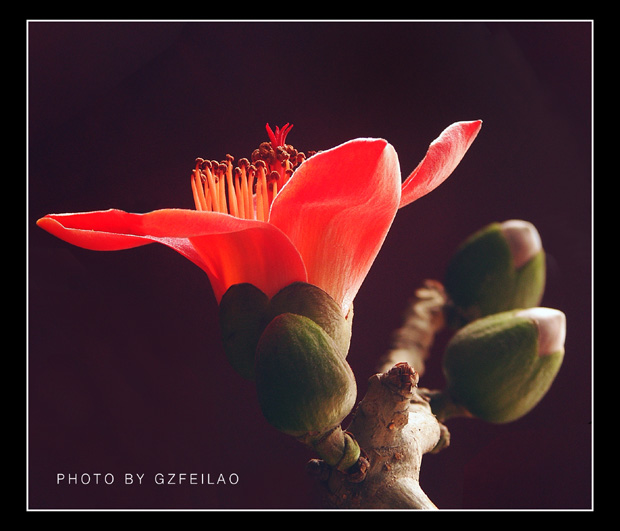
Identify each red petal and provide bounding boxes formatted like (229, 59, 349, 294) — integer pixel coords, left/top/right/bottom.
(400, 120, 482, 208)
(269, 138, 401, 312)
(37, 209, 155, 251)
(187, 225, 308, 302)
(37, 209, 307, 302)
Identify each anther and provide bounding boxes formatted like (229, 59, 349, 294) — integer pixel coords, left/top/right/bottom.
(276, 146, 290, 162)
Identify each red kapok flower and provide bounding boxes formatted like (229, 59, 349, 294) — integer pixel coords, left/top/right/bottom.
(37, 120, 481, 314)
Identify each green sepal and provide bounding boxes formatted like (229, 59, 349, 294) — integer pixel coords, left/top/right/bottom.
(265, 282, 353, 358)
(444, 222, 546, 327)
(218, 281, 353, 380)
(255, 312, 357, 437)
(218, 283, 269, 380)
(442, 310, 564, 423)
(309, 428, 361, 471)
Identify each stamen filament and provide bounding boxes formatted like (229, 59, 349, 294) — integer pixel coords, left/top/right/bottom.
(191, 166, 207, 211)
(239, 167, 250, 219)
(234, 168, 245, 219)
(204, 162, 220, 213)
(224, 155, 239, 218)
(255, 162, 268, 222)
(217, 163, 227, 215)
(247, 164, 257, 220)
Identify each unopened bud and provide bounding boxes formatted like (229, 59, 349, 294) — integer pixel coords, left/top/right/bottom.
(442, 308, 566, 423)
(255, 312, 357, 437)
(219, 281, 354, 380)
(444, 220, 546, 326)
(265, 282, 353, 358)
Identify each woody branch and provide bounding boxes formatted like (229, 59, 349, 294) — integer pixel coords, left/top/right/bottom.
(310, 281, 450, 509)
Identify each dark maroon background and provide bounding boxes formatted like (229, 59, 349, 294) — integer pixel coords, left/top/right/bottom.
(28, 21, 592, 510)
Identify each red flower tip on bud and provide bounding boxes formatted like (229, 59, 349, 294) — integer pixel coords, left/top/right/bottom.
(500, 219, 543, 269)
(516, 307, 566, 356)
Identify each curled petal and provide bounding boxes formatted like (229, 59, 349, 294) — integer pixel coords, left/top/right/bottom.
(37, 209, 307, 302)
(270, 138, 401, 312)
(36, 209, 155, 251)
(400, 120, 482, 208)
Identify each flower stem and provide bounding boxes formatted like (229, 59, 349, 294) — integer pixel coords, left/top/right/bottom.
(299, 425, 362, 472)
(418, 388, 472, 423)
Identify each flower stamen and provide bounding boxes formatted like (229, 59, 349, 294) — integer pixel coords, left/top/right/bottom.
(191, 123, 310, 221)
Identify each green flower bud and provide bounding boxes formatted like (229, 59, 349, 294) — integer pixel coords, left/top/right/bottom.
(442, 307, 566, 423)
(218, 283, 269, 380)
(265, 282, 353, 358)
(219, 281, 354, 380)
(444, 220, 546, 326)
(255, 312, 357, 437)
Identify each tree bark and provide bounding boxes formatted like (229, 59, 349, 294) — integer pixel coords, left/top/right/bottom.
(309, 281, 450, 509)
(311, 363, 442, 509)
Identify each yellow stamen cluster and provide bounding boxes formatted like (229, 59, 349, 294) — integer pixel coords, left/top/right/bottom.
(191, 139, 311, 221)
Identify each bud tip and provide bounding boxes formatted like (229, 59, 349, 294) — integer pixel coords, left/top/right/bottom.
(517, 307, 566, 356)
(500, 219, 543, 268)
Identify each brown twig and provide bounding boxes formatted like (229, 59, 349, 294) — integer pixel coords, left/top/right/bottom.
(377, 280, 448, 376)
(309, 281, 451, 509)
(314, 363, 442, 509)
